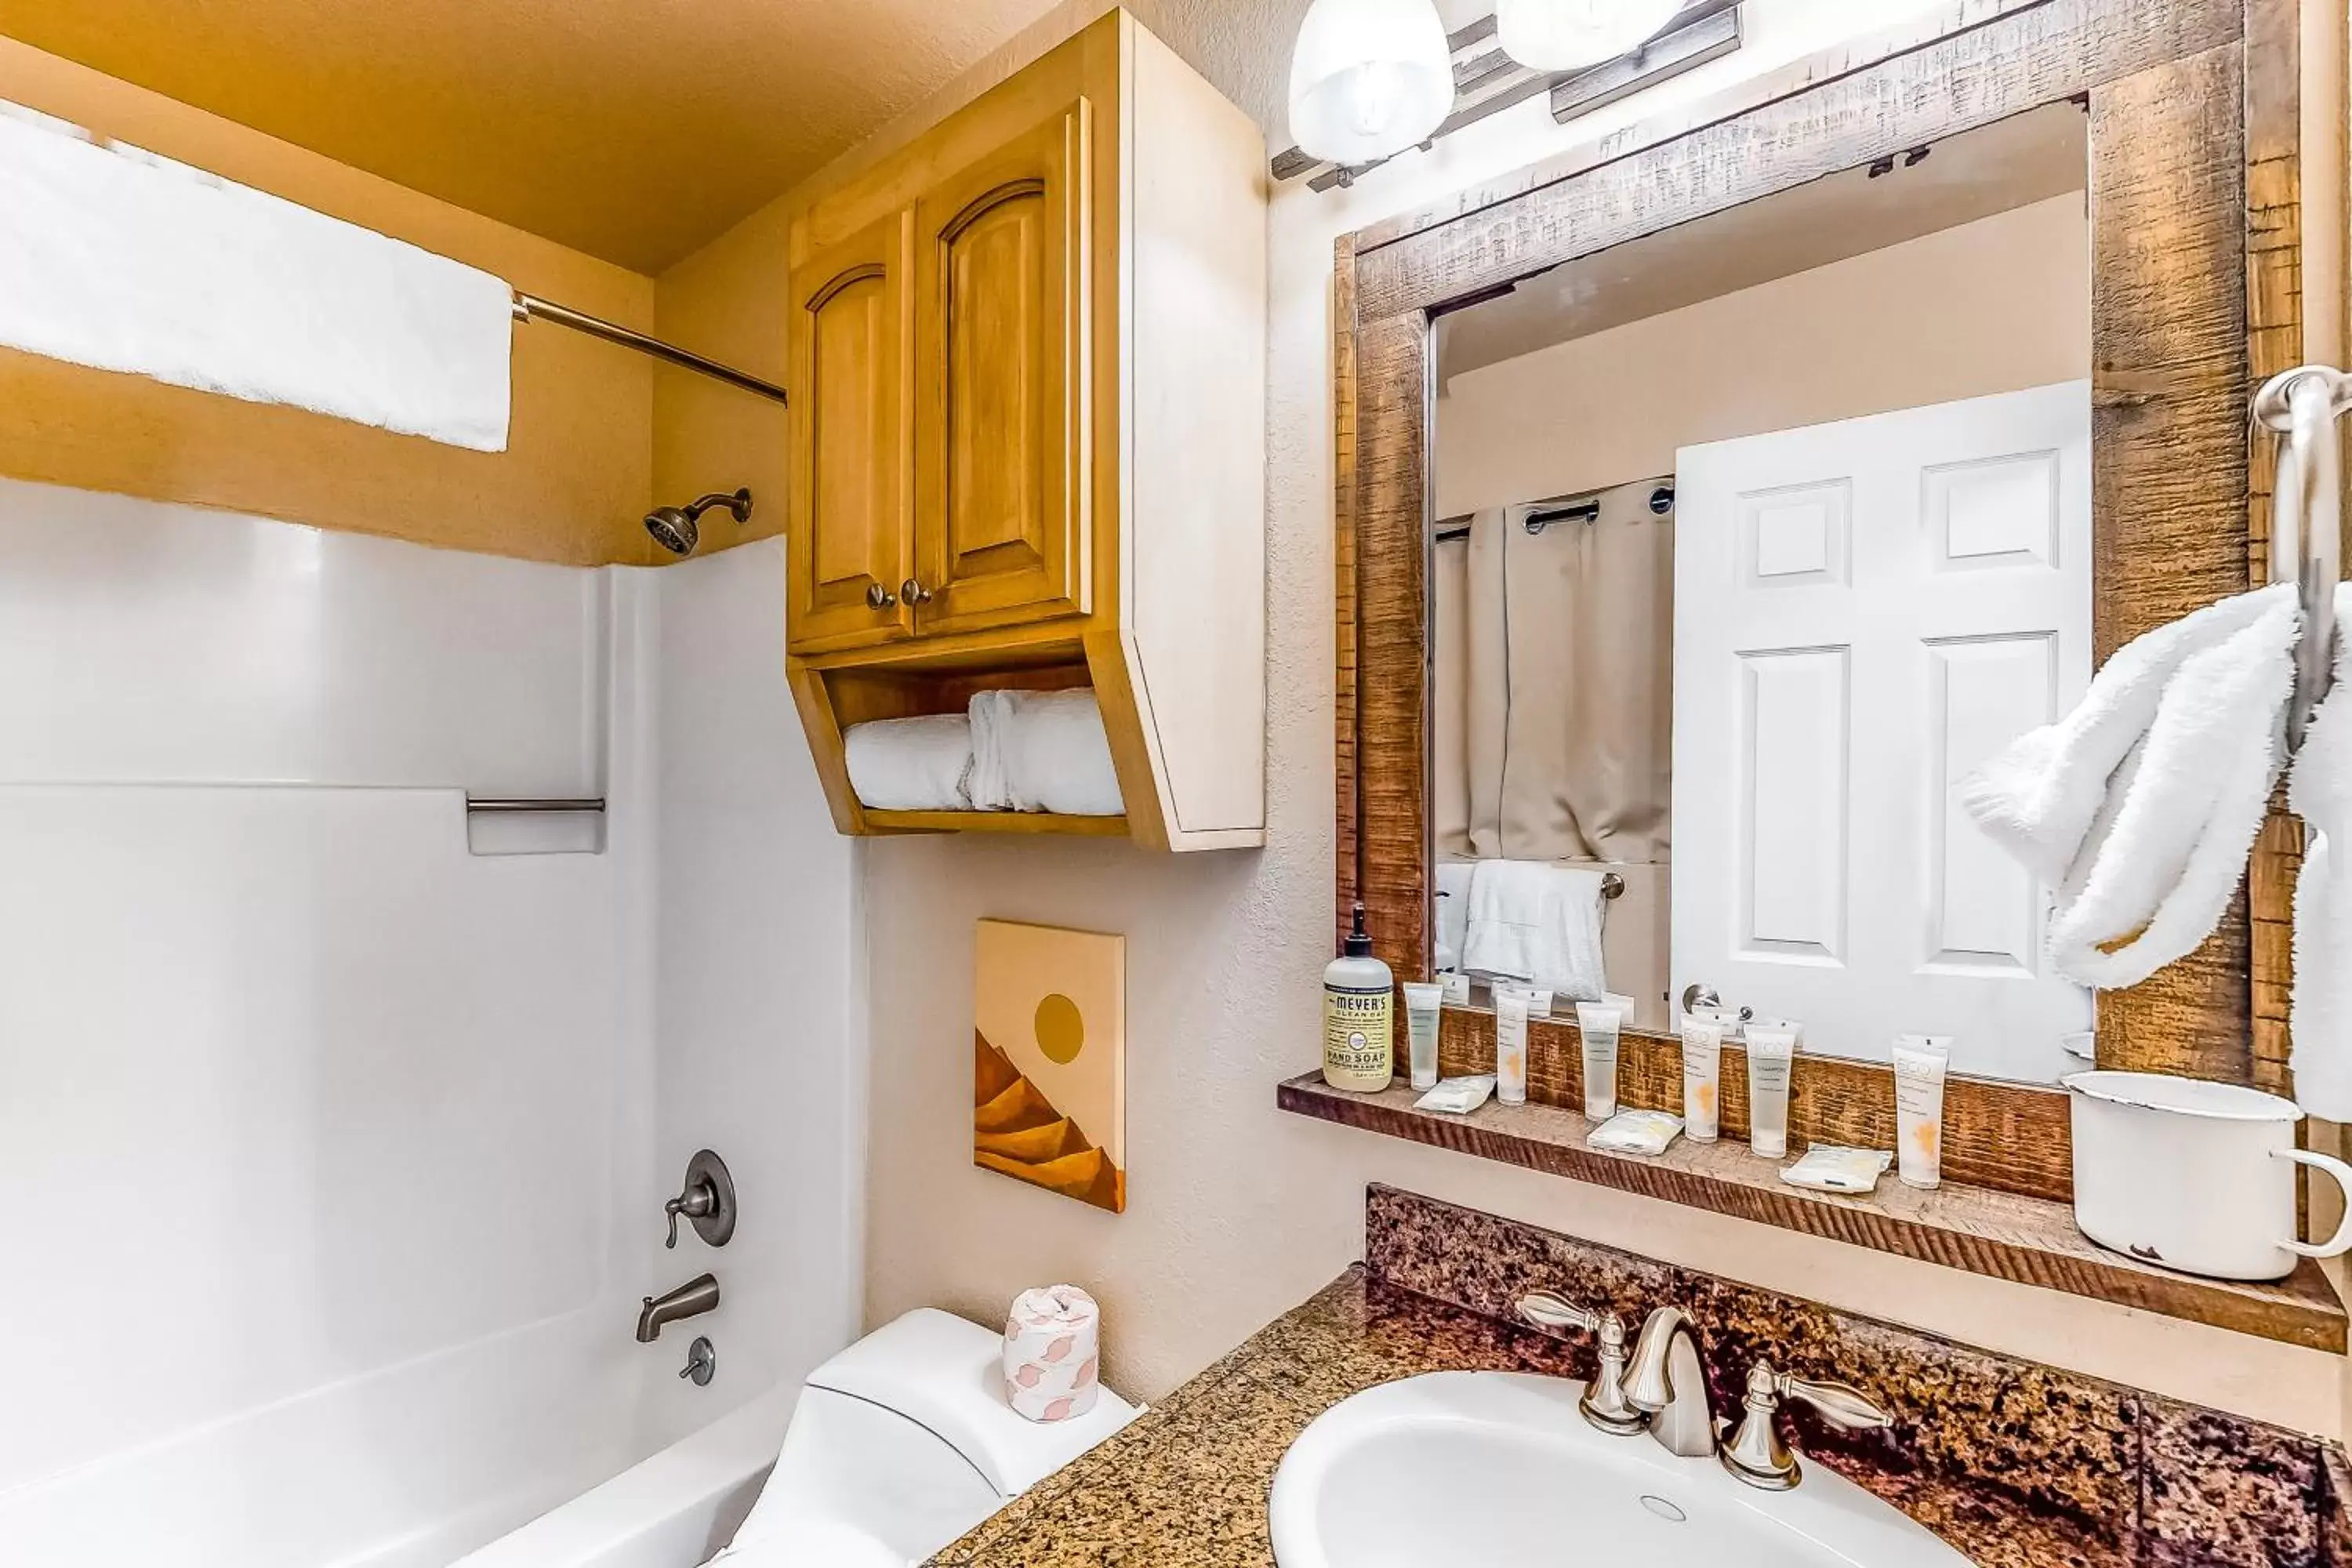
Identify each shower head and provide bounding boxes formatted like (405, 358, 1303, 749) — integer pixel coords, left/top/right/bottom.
(644, 488, 753, 556)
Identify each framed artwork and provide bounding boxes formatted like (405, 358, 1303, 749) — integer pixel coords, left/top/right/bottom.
(973, 919, 1126, 1213)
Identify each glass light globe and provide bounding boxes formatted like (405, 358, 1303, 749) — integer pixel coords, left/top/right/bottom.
(1494, 0, 1683, 72)
(1287, 0, 1456, 165)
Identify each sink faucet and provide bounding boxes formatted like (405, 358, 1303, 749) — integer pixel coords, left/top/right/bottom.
(1620, 1305, 1717, 1458)
(1719, 1360, 1893, 1490)
(637, 1272, 720, 1343)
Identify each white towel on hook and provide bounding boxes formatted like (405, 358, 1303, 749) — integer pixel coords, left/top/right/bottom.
(1962, 583, 2298, 989)
(2289, 583, 2352, 1117)
(1461, 858, 1607, 1003)
(1962, 583, 2293, 885)
(0, 101, 513, 450)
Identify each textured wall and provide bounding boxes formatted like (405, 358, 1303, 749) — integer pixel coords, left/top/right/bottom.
(655, 0, 2347, 1439)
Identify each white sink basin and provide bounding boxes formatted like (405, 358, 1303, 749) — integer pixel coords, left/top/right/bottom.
(1269, 1372, 1969, 1568)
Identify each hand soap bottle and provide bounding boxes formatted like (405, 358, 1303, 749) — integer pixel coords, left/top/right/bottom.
(1323, 902, 1394, 1092)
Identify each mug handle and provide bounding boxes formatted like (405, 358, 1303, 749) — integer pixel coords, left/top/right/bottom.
(2273, 1148, 2352, 1258)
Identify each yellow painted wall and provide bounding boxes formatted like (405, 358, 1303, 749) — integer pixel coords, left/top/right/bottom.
(0, 36, 662, 566)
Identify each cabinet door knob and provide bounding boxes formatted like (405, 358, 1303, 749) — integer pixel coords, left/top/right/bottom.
(865, 583, 898, 610)
(900, 579, 935, 605)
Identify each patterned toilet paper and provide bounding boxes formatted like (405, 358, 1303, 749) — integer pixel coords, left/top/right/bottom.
(1003, 1284, 1101, 1422)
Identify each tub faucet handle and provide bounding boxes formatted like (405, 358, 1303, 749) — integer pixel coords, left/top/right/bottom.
(662, 1149, 737, 1250)
(664, 1182, 713, 1249)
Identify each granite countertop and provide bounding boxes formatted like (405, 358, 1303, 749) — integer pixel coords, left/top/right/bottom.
(925, 1266, 2102, 1568)
(925, 1266, 1537, 1567)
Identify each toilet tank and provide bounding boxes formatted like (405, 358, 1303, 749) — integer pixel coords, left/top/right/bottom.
(721, 1309, 1140, 1564)
(801, 1308, 1140, 1497)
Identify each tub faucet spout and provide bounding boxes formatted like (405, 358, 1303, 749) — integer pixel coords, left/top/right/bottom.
(637, 1273, 720, 1342)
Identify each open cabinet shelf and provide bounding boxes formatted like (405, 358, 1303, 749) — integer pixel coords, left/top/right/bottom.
(862, 809, 1131, 837)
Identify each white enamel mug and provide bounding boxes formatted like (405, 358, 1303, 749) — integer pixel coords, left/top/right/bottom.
(2064, 1070, 2352, 1281)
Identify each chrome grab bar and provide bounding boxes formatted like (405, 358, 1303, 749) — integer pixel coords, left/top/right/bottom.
(2253, 365, 2352, 751)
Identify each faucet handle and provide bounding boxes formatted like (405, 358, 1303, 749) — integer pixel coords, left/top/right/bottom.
(1721, 1361, 1893, 1490)
(662, 1150, 736, 1250)
(1769, 1365, 1893, 1432)
(1516, 1293, 1646, 1438)
(1515, 1290, 1603, 1334)
(664, 1182, 713, 1250)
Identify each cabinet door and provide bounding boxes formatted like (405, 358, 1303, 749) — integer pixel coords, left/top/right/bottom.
(788, 212, 915, 654)
(909, 102, 1094, 636)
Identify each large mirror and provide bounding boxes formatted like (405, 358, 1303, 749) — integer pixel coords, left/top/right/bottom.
(1428, 103, 2096, 1085)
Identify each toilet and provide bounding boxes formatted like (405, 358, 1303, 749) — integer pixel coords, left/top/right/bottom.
(713, 1308, 1141, 1566)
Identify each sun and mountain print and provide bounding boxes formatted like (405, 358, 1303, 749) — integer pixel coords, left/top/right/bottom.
(973, 919, 1126, 1214)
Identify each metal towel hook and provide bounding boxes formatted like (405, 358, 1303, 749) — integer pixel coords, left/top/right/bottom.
(2252, 365, 2352, 752)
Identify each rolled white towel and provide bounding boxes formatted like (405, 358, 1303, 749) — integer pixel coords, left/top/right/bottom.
(1003, 1285, 1101, 1423)
(967, 690, 1014, 811)
(842, 713, 974, 811)
(970, 689, 1125, 816)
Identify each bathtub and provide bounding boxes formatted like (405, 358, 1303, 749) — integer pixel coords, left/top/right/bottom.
(454, 1385, 794, 1568)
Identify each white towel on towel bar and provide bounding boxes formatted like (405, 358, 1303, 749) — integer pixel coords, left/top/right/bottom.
(843, 714, 975, 812)
(1461, 859, 1607, 1004)
(968, 690, 1125, 816)
(0, 103, 513, 450)
(1962, 582, 2299, 989)
(2289, 585, 2352, 1117)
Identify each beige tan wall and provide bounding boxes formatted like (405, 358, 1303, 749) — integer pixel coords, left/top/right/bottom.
(655, 0, 2347, 1437)
(1434, 192, 2091, 515)
(0, 37, 660, 566)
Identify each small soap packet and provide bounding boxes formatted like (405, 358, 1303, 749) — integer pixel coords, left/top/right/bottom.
(1415, 1075, 1496, 1115)
(1780, 1145, 1894, 1195)
(1439, 971, 1472, 1005)
(1587, 1109, 1684, 1156)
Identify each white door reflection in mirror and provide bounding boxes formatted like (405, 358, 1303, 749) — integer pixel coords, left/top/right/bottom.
(1671, 380, 2093, 1081)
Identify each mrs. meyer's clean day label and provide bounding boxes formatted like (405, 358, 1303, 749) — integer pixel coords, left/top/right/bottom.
(1323, 902, 1394, 1092)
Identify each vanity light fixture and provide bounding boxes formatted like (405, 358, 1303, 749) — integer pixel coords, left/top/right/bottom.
(1286, 0, 1457, 163)
(1272, 2, 1742, 194)
(1494, 0, 1682, 71)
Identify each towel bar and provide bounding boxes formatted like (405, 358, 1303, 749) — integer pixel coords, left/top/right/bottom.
(2253, 365, 2352, 750)
(466, 797, 606, 814)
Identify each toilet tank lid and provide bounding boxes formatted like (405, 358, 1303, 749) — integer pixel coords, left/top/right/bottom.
(804, 1308, 1140, 1497)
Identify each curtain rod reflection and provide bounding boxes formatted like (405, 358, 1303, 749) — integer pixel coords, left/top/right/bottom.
(1432, 485, 1673, 543)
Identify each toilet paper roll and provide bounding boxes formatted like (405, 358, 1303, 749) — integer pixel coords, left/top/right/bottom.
(1003, 1284, 1101, 1423)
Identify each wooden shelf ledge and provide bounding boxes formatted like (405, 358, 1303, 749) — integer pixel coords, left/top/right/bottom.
(862, 808, 1131, 837)
(1278, 1073, 2346, 1353)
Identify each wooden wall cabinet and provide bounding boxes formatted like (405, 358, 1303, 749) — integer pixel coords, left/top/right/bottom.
(784, 10, 1267, 851)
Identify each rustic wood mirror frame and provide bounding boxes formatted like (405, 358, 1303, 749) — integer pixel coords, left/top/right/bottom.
(1329, 0, 2307, 1209)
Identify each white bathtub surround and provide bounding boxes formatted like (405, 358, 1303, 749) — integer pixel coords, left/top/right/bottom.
(0, 103, 513, 450)
(1963, 582, 2298, 988)
(0, 488, 859, 1567)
